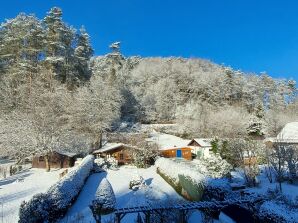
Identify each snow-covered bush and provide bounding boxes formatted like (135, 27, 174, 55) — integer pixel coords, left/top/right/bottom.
(93, 158, 106, 172)
(106, 157, 118, 169)
(19, 155, 94, 223)
(90, 178, 116, 218)
(202, 178, 231, 201)
(256, 188, 298, 222)
(19, 193, 51, 223)
(259, 201, 298, 223)
(129, 174, 145, 190)
(94, 158, 105, 166)
(193, 154, 232, 178)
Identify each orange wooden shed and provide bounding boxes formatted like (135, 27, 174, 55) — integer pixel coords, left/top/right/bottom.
(160, 147, 192, 160)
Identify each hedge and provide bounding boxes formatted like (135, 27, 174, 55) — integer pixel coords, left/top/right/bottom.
(19, 155, 94, 223)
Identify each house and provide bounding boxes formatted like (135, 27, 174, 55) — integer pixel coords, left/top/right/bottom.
(187, 138, 212, 159)
(93, 143, 133, 165)
(32, 151, 77, 169)
(147, 132, 192, 160)
(265, 122, 298, 148)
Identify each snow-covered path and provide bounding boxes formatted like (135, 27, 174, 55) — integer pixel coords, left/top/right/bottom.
(61, 166, 184, 223)
(0, 168, 61, 223)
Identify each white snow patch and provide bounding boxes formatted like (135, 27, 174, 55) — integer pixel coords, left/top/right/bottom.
(0, 168, 61, 223)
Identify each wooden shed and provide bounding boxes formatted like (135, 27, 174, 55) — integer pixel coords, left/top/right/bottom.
(93, 143, 133, 165)
(32, 151, 77, 169)
(160, 147, 192, 160)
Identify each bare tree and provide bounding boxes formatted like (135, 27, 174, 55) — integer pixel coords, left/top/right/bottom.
(69, 75, 122, 151)
(270, 142, 287, 192)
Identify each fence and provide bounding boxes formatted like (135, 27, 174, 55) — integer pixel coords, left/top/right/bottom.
(114, 197, 264, 223)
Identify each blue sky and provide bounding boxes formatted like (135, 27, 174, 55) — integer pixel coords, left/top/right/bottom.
(1, 0, 298, 80)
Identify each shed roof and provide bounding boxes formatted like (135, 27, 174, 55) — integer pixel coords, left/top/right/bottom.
(188, 138, 212, 147)
(93, 143, 124, 154)
(147, 132, 190, 150)
(277, 122, 298, 141)
(55, 151, 77, 157)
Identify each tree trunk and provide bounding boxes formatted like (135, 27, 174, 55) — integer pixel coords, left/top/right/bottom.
(99, 131, 103, 148)
(93, 132, 103, 151)
(45, 154, 50, 172)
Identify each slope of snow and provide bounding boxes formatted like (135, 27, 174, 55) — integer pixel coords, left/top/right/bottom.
(0, 168, 61, 223)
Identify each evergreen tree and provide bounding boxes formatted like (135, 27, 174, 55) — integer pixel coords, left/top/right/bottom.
(43, 7, 76, 86)
(74, 26, 93, 81)
(0, 14, 44, 109)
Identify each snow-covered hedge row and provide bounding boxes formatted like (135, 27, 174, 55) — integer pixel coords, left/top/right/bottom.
(155, 157, 230, 200)
(155, 157, 205, 185)
(19, 155, 94, 223)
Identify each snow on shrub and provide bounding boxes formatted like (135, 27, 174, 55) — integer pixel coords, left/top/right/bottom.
(48, 155, 94, 211)
(90, 178, 116, 218)
(259, 201, 298, 223)
(155, 157, 205, 185)
(19, 193, 52, 223)
(194, 154, 232, 178)
(203, 178, 231, 201)
(19, 155, 94, 223)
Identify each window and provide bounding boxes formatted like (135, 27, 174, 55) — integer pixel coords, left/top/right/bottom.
(39, 156, 44, 162)
(120, 153, 124, 160)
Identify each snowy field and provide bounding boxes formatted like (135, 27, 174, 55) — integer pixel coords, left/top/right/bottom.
(0, 168, 62, 223)
(61, 166, 186, 223)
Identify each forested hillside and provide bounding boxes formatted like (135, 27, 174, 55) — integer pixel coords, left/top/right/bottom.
(0, 7, 297, 161)
(92, 55, 297, 137)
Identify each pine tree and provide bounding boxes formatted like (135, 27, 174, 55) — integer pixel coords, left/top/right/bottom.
(74, 26, 93, 81)
(43, 7, 76, 85)
(0, 13, 45, 109)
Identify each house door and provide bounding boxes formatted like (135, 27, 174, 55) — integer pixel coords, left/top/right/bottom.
(176, 150, 182, 158)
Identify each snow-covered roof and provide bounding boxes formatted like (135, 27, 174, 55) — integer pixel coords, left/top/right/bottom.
(55, 150, 77, 157)
(277, 122, 298, 141)
(188, 138, 212, 147)
(93, 143, 124, 154)
(265, 122, 298, 144)
(147, 132, 190, 150)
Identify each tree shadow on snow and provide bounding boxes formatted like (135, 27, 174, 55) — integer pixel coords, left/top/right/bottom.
(145, 178, 153, 186)
(0, 170, 32, 186)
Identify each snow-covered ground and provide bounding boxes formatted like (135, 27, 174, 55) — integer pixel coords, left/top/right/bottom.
(61, 166, 185, 223)
(231, 167, 298, 200)
(0, 168, 62, 223)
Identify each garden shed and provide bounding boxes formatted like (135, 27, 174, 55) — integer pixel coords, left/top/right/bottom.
(160, 147, 192, 160)
(92, 143, 133, 165)
(32, 151, 77, 169)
